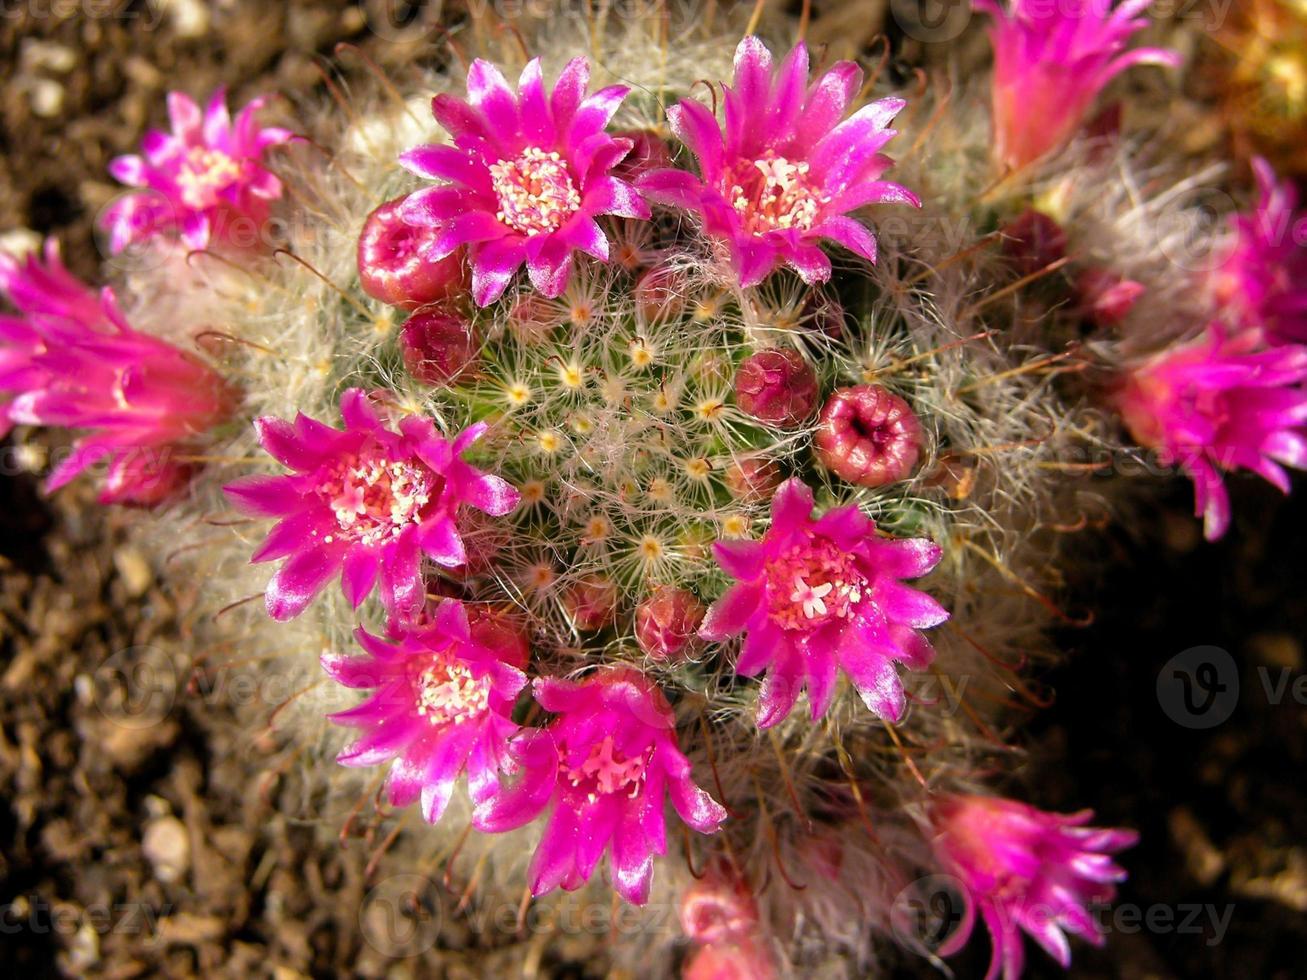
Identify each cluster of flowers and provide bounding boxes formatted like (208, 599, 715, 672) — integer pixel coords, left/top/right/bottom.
(2, 3, 1305, 977)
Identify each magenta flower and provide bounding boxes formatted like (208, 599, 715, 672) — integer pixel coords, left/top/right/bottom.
(224, 388, 520, 621)
(930, 794, 1138, 980)
(1, 239, 234, 504)
(322, 599, 528, 824)
(639, 36, 918, 288)
(102, 87, 294, 253)
(974, 0, 1181, 171)
(1116, 326, 1307, 540)
(1212, 157, 1307, 346)
(472, 667, 727, 904)
(699, 478, 947, 728)
(398, 57, 651, 306)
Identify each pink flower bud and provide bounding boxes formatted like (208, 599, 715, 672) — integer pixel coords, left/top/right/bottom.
(683, 942, 775, 980)
(679, 864, 758, 945)
(1002, 209, 1066, 277)
(635, 264, 688, 324)
(1076, 267, 1144, 327)
(803, 289, 845, 338)
(357, 197, 468, 309)
(507, 292, 563, 344)
(400, 310, 478, 386)
(733, 349, 818, 429)
(723, 455, 782, 502)
(467, 604, 530, 670)
(635, 586, 705, 661)
(815, 385, 922, 488)
(612, 129, 674, 183)
(563, 574, 618, 631)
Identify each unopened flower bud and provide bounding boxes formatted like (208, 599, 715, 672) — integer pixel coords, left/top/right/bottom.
(723, 455, 782, 502)
(507, 292, 563, 344)
(815, 385, 922, 488)
(1002, 208, 1066, 277)
(400, 310, 478, 386)
(1076, 267, 1144, 327)
(564, 574, 619, 631)
(635, 264, 688, 324)
(635, 586, 705, 661)
(358, 197, 467, 309)
(803, 289, 845, 339)
(612, 129, 674, 183)
(467, 604, 530, 669)
(734, 349, 818, 428)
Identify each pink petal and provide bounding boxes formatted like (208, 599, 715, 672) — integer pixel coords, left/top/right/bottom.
(667, 775, 727, 834)
(167, 91, 202, 140)
(873, 579, 949, 628)
(756, 648, 804, 729)
(567, 84, 629, 146)
(517, 59, 554, 147)
(266, 547, 339, 620)
(711, 538, 766, 581)
(466, 59, 520, 135)
(472, 730, 557, 832)
(223, 474, 300, 516)
(549, 58, 590, 132)
(812, 215, 878, 262)
(770, 477, 815, 536)
(529, 804, 579, 896)
(341, 544, 380, 608)
(668, 100, 726, 184)
(470, 238, 525, 306)
(699, 583, 764, 642)
(610, 807, 654, 904)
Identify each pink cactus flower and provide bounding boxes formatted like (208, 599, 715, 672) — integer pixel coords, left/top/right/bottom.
(1211, 157, 1307, 346)
(224, 388, 520, 621)
(930, 793, 1138, 980)
(472, 667, 727, 904)
(700, 475, 946, 731)
(974, 0, 1181, 171)
(1116, 326, 1307, 540)
(102, 88, 294, 253)
(639, 36, 919, 288)
(0, 239, 234, 504)
(399, 57, 651, 306)
(699, 478, 947, 728)
(322, 598, 528, 824)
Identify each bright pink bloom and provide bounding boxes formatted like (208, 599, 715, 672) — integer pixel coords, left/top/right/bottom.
(1212, 157, 1307, 346)
(322, 599, 528, 824)
(224, 388, 520, 621)
(974, 0, 1180, 170)
(102, 88, 294, 253)
(0, 239, 234, 504)
(1116, 326, 1307, 540)
(699, 478, 947, 728)
(639, 36, 918, 288)
(399, 57, 650, 306)
(930, 794, 1138, 980)
(472, 668, 727, 904)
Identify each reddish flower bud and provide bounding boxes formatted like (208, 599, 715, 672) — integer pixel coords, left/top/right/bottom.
(803, 289, 846, 339)
(635, 586, 705, 661)
(612, 129, 674, 184)
(815, 385, 922, 488)
(635, 264, 688, 324)
(563, 574, 618, 631)
(1002, 209, 1066, 277)
(1076, 267, 1144, 327)
(507, 292, 563, 344)
(723, 455, 782, 502)
(358, 197, 467, 309)
(733, 349, 818, 428)
(400, 310, 478, 386)
(467, 604, 531, 670)
(679, 864, 759, 945)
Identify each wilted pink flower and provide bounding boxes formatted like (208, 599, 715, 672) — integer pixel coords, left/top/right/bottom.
(224, 388, 520, 621)
(974, 0, 1181, 171)
(815, 384, 923, 488)
(473, 667, 727, 904)
(0, 240, 234, 504)
(357, 196, 469, 309)
(699, 478, 947, 728)
(1211, 157, 1307, 346)
(1116, 326, 1307, 540)
(930, 794, 1138, 980)
(400, 309, 478, 386)
(636, 586, 706, 661)
(399, 57, 650, 306)
(322, 599, 527, 824)
(640, 36, 918, 287)
(734, 348, 819, 428)
(102, 88, 294, 253)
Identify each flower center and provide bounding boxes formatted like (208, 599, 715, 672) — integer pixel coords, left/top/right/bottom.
(320, 446, 439, 547)
(729, 151, 827, 234)
(561, 734, 649, 804)
(176, 146, 247, 209)
(413, 654, 490, 726)
(764, 534, 867, 631)
(490, 147, 582, 236)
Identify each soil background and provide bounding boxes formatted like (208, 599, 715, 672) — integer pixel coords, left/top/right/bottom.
(1, 2, 1305, 978)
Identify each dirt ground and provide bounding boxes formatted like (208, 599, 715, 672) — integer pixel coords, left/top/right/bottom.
(2, 2, 1305, 978)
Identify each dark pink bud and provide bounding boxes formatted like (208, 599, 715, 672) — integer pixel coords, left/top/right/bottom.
(101, 457, 197, 507)
(400, 310, 478, 386)
(507, 292, 563, 343)
(1076, 267, 1144, 327)
(1002, 209, 1067, 277)
(564, 574, 618, 632)
(467, 604, 530, 670)
(734, 349, 818, 429)
(723, 455, 782, 502)
(815, 384, 922, 488)
(612, 129, 674, 183)
(635, 586, 705, 662)
(635, 264, 688, 324)
(358, 197, 468, 309)
(679, 863, 759, 945)
(803, 289, 846, 338)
